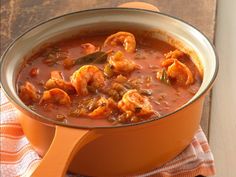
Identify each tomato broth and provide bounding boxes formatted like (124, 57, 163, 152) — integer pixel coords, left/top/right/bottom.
(17, 32, 202, 127)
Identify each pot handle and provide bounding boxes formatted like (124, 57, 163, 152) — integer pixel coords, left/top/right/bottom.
(31, 125, 90, 177)
(118, 1, 160, 12)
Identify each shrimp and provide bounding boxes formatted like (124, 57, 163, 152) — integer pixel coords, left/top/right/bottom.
(88, 97, 117, 118)
(164, 49, 185, 60)
(118, 89, 154, 117)
(45, 71, 75, 94)
(39, 88, 71, 105)
(19, 82, 40, 105)
(162, 58, 194, 85)
(103, 32, 136, 53)
(81, 43, 100, 55)
(108, 51, 140, 74)
(70, 65, 105, 96)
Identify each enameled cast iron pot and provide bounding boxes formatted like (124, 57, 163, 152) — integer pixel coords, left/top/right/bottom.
(0, 3, 218, 177)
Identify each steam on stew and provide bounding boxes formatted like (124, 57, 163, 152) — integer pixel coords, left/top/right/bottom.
(17, 31, 202, 126)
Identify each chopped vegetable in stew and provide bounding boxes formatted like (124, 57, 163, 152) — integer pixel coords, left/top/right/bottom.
(17, 31, 202, 126)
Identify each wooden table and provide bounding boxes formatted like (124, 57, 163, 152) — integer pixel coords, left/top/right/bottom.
(0, 1, 217, 176)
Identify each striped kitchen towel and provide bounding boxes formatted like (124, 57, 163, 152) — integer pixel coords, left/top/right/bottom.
(0, 90, 216, 177)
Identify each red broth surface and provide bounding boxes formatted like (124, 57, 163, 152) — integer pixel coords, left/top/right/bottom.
(16, 32, 202, 127)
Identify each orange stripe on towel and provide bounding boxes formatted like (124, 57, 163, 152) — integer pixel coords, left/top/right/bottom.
(0, 125, 24, 137)
(0, 145, 33, 162)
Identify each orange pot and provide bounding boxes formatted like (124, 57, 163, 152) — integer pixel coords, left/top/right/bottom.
(0, 3, 218, 177)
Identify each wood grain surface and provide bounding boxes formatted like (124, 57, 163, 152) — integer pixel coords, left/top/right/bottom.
(0, 0, 217, 137)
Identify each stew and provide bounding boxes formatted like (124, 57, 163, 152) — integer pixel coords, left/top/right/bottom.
(17, 31, 202, 126)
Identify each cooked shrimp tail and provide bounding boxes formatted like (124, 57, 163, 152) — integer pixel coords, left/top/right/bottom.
(103, 32, 136, 53)
(39, 88, 71, 105)
(19, 82, 40, 105)
(118, 89, 154, 117)
(45, 71, 76, 94)
(108, 51, 140, 74)
(70, 65, 105, 96)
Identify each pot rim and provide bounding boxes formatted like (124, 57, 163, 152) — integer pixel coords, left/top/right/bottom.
(0, 7, 219, 129)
